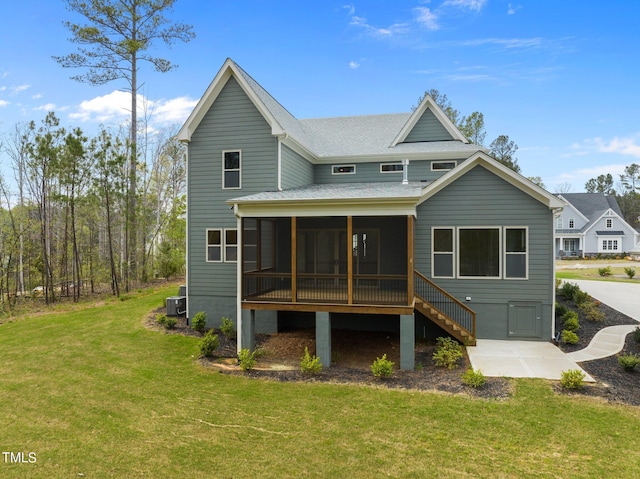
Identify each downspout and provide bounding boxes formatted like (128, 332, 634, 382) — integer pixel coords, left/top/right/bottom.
(180, 140, 190, 321)
(551, 207, 563, 340)
(235, 208, 243, 353)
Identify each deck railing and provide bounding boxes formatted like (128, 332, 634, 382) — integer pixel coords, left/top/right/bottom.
(243, 271, 407, 305)
(413, 270, 476, 339)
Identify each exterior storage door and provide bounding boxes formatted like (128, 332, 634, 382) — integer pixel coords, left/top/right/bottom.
(508, 301, 542, 338)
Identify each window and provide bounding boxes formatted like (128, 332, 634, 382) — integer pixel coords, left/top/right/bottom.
(431, 161, 456, 171)
(206, 229, 222, 262)
(505, 228, 527, 279)
(601, 239, 619, 251)
(606, 218, 613, 228)
(223, 150, 241, 188)
(458, 228, 500, 277)
(568, 218, 574, 229)
(332, 164, 355, 175)
(380, 163, 404, 173)
(432, 228, 454, 278)
(224, 229, 238, 262)
(556, 218, 563, 229)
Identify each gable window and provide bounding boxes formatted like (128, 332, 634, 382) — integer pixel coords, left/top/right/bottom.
(380, 163, 404, 173)
(458, 228, 500, 278)
(223, 150, 241, 189)
(505, 227, 528, 279)
(332, 164, 355, 175)
(224, 229, 238, 262)
(606, 218, 613, 228)
(432, 228, 454, 278)
(568, 218, 574, 229)
(431, 161, 456, 171)
(206, 229, 222, 262)
(556, 218, 563, 229)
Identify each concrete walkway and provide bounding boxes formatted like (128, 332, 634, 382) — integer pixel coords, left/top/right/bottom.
(468, 280, 640, 381)
(467, 340, 595, 381)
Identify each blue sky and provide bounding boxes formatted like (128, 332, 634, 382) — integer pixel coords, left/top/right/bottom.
(1, 0, 639, 193)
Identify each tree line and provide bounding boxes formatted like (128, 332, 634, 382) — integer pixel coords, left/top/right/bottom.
(0, 113, 186, 310)
(585, 165, 640, 228)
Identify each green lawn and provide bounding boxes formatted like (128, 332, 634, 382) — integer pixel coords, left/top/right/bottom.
(2, 285, 640, 478)
(556, 259, 639, 282)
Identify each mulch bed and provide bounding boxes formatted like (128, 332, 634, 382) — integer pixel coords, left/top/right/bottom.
(146, 296, 640, 407)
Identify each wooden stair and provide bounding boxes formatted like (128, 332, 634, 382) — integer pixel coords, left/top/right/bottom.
(414, 297, 476, 346)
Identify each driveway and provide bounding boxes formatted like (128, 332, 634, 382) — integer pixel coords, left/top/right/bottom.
(570, 280, 640, 321)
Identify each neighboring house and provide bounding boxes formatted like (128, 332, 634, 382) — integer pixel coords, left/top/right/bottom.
(178, 58, 564, 370)
(555, 193, 640, 258)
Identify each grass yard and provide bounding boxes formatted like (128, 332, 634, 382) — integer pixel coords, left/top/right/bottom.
(2, 285, 640, 478)
(556, 259, 639, 282)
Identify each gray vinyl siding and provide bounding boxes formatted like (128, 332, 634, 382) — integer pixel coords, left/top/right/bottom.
(187, 76, 277, 325)
(313, 159, 459, 184)
(404, 109, 454, 142)
(281, 144, 313, 189)
(415, 165, 555, 340)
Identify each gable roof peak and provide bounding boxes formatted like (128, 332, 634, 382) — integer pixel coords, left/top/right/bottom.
(390, 93, 469, 146)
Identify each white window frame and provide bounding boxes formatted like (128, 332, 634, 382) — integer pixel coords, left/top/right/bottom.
(556, 218, 563, 229)
(504, 227, 528, 280)
(568, 218, 574, 229)
(332, 164, 356, 175)
(600, 238, 621, 252)
(206, 228, 222, 263)
(431, 227, 455, 278)
(222, 150, 242, 189)
(606, 218, 613, 228)
(224, 228, 238, 263)
(380, 162, 404, 173)
(431, 161, 457, 171)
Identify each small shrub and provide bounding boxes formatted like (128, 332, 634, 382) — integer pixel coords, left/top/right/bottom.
(156, 313, 167, 326)
(461, 368, 486, 388)
(558, 282, 579, 300)
(618, 354, 640, 371)
(562, 310, 579, 323)
(199, 330, 219, 358)
(300, 347, 322, 376)
(238, 348, 257, 371)
(563, 316, 580, 333)
(220, 317, 234, 339)
(583, 304, 605, 322)
(555, 302, 569, 318)
(633, 327, 640, 343)
(561, 329, 579, 345)
(598, 266, 612, 277)
(624, 267, 636, 279)
(560, 369, 585, 389)
(191, 311, 207, 333)
(370, 354, 394, 378)
(432, 337, 464, 370)
(164, 317, 177, 329)
(572, 289, 591, 306)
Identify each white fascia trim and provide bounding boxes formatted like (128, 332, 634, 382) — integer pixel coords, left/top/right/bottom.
(231, 198, 419, 219)
(178, 59, 285, 142)
(312, 149, 478, 165)
(390, 95, 468, 147)
(418, 151, 565, 210)
(582, 209, 635, 236)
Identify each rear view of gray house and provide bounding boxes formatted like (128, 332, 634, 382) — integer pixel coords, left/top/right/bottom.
(178, 58, 564, 369)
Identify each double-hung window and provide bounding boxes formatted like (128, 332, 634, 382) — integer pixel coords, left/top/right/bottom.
(432, 228, 454, 278)
(223, 150, 241, 189)
(504, 227, 528, 279)
(206, 229, 222, 262)
(224, 229, 238, 262)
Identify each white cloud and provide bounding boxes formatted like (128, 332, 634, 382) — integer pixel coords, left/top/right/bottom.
(342, 4, 355, 16)
(507, 3, 522, 14)
(414, 7, 440, 30)
(34, 103, 57, 112)
(350, 15, 410, 38)
(349, 61, 360, 69)
(32, 93, 43, 100)
(0, 99, 9, 108)
(69, 90, 197, 126)
(570, 133, 640, 159)
(442, 0, 487, 12)
(12, 84, 30, 94)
